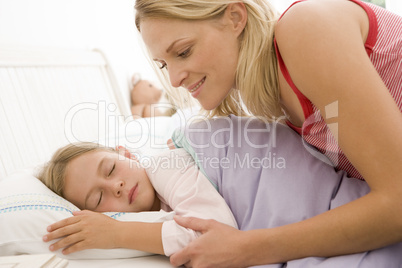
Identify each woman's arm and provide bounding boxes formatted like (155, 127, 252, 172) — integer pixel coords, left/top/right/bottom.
(172, 1, 402, 267)
(44, 210, 164, 255)
(272, 0, 402, 261)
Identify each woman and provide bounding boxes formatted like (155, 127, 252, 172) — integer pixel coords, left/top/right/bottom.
(134, 0, 402, 267)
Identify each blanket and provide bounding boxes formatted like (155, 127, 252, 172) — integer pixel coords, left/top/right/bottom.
(171, 115, 402, 268)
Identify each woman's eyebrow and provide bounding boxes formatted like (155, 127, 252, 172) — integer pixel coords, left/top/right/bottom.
(166, 38, 186, 53)
(153, 38, 189, 61)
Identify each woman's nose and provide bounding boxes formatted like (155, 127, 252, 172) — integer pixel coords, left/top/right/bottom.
(168, 64, 188, 88)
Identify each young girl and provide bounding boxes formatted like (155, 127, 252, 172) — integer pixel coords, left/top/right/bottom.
(38, 142, 237, 256)
(134, 0, 402, 266)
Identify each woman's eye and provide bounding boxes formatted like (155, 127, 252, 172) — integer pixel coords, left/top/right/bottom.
(178, 48, 191, 58)
(108, 163, 115, 177)
(155, 61, 167, 70)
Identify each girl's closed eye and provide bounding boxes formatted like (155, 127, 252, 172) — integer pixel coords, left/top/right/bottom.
(108, 162, 115, 177)
(96, 191, 103, 208)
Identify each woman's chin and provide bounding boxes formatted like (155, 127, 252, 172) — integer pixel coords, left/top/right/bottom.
(196, 88, 234, 112)
(198, 99, 222, 111)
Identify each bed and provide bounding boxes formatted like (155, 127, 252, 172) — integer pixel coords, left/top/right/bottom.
(0, 45, 188, 267)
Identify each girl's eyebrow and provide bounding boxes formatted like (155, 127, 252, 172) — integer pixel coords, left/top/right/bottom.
(84, 188, 96, 210)
(97, 156, 106, 176)
(84, 156, 106, 209)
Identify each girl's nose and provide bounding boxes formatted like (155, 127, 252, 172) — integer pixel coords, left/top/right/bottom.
(113, 181, 124, 197)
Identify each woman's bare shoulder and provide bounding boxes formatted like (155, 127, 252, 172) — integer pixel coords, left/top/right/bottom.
(274, 0, 374, 115)
(275, 0, 367, 44)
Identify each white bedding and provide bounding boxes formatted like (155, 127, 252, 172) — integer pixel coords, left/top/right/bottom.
(0, 46, 200, 267)
(67, 255, 173, 268)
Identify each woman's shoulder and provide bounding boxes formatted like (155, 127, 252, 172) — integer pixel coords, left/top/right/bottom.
(275, 0, 367, 44)
(274, 0, 370, 111)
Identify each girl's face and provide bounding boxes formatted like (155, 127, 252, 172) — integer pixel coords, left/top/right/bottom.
(140, 13, 242, 110)
(63, 150, 159, 213)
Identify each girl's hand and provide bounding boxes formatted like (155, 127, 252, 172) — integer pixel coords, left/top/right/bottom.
(43, 210, 119, 255)
(170, 216, 248, 268)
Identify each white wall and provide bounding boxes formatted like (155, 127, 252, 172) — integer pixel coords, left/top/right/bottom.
(386, 0, 402, 15)
(270, 0, 295, 12)
(0, 0, 156, 102)
(272, 0, 401, 15)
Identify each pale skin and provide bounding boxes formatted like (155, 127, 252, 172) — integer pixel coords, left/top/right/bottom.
(141, 9, 239, 111)
(140, 1, 402, 267)
(43, 148, 165, 255)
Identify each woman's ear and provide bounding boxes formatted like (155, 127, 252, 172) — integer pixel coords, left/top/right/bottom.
(225, 2, 248, 37)
(116, 146, 137, 160)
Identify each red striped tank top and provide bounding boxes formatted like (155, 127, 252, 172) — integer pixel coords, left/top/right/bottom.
(275, 0, 402, 180)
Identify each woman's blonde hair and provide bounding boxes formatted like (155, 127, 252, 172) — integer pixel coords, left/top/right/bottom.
(134, 0, 282, 120)
(37, 142, 115, 197)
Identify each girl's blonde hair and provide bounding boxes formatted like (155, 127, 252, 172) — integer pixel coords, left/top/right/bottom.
(134, 0, 282, 120)
(37, 142, 115, 197)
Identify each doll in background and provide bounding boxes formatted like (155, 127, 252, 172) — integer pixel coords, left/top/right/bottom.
(130, 74, 176, 118)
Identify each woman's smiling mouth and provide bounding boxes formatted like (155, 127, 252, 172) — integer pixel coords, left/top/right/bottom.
(188, 77, 206, 97)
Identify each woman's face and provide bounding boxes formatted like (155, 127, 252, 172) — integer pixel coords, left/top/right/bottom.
(140, 14, 241, 110)
(63, 150, 159, 213)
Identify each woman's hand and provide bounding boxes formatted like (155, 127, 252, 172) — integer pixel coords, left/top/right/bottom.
(43, 210, 119, 255)
(170, 216, 249, 268)
(167, 139, 176, 150)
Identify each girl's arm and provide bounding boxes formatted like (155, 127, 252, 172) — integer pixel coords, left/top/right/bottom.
(117, 220, 164, 254)
(44, 210, 164, 255)
(146, 149, 238, 256)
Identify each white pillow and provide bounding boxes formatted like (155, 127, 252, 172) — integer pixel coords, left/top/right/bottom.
(0, 169, 174, 259)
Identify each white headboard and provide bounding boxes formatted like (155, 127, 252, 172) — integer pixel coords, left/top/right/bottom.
(0, 46, 131, 179)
